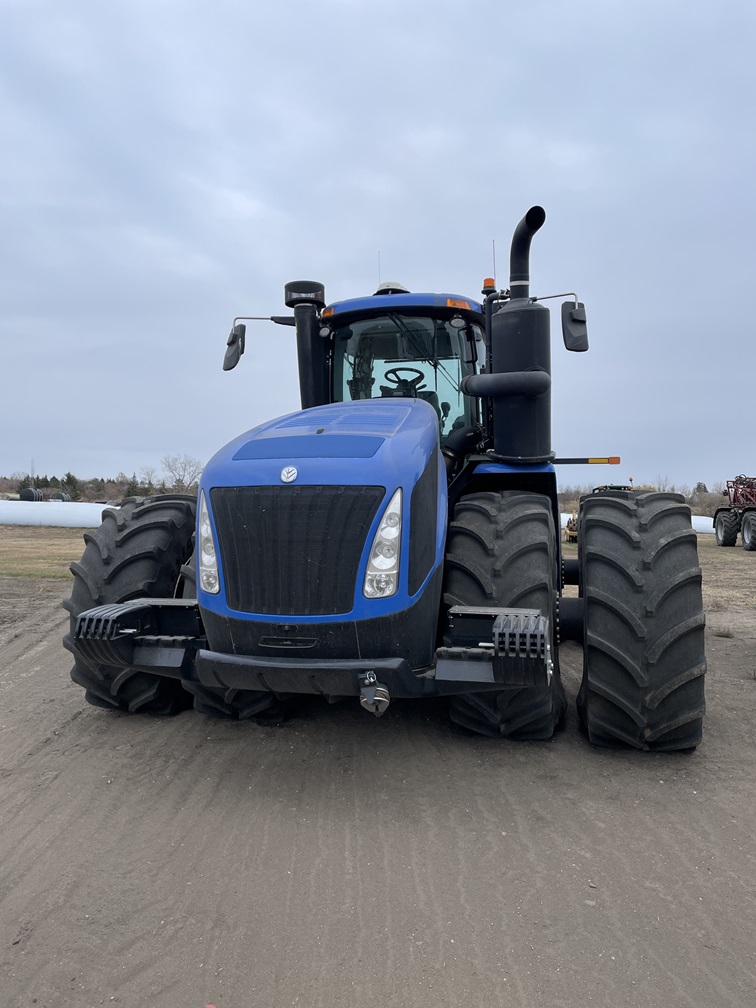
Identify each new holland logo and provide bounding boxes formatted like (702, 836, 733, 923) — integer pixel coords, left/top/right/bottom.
(280, 466, 298, 483)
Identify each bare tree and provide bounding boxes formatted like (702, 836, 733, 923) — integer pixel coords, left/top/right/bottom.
(161, 454, 203, 492)
(140, 465, 159, 492)
(654, 475, 675, 493)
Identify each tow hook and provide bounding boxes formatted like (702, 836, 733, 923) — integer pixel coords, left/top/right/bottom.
(358, 670, 390, 717)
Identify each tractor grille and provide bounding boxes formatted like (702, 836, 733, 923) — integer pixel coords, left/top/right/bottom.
(210, 485, 385, 616)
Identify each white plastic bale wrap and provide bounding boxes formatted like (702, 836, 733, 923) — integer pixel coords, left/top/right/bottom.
(0, 500, 713, 532)
(0, 500, 112, 528)
(561, 512, 713, 534)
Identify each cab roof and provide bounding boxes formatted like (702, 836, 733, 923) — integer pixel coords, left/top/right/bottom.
(322, 291, 485, 322)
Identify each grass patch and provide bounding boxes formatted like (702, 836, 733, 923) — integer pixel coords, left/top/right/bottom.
(712, 626, 735, 638)
(0, 525, 87, 578)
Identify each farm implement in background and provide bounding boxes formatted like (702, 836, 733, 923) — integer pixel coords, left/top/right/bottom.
(714, 475, 756, 550)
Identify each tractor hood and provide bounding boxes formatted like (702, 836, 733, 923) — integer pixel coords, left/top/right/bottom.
(201, 398, 441, 491)
(198, 398, 447, 630)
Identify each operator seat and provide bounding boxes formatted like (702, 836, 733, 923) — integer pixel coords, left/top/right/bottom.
(378, 381, 441, 420)
(416, 389, 441, 419)
(379, 379, 417, 398)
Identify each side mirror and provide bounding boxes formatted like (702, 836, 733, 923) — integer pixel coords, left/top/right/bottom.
(223, 323, 246, 371)
(561, 301, 589, 352)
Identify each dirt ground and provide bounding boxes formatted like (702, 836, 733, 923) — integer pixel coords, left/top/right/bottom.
(0, 530, 754, 1007)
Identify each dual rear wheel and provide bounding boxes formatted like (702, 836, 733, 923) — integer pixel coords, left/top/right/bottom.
(443, 489, 706, 750)
(714, 509, 756, 551)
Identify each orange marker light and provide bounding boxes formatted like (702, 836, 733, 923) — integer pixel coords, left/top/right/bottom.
(446, 298, 471, 310)
(587, 457, 621, 465)
(322, 306, 334, 317)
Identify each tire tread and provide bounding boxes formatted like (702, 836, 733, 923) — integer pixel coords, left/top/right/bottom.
(444, 491, 566, 740)
(577, 491, 706, 750)
(64, 495, 197, 714)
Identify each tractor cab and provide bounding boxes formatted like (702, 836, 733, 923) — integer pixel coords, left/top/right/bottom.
(322, 288, 486, 444)
(223, 282, 486, 446)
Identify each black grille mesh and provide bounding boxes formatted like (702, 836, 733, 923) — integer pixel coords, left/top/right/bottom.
(211, 485, 384, 616)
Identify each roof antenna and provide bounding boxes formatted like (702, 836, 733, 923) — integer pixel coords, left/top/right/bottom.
(492, 238, 496, 285)
(378, 251, 381, 286)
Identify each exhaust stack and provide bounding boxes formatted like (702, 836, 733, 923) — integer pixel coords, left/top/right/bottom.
(488, 206, 553, 463)
(509, 205, 546, 299)
(462, 207, 554, 463)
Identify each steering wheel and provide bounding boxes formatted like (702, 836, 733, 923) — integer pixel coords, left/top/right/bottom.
(383, 367, 426, 390)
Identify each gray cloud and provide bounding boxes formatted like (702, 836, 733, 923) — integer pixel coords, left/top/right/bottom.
(1, 0, 754, 490)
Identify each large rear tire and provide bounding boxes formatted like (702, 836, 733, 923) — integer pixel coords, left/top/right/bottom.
(715, 509, 739, 546)
(443, 492, 566, 740)
(63, 495, 198, 714)
(741, 512, 756, 551)
(577, 491, 706, 750)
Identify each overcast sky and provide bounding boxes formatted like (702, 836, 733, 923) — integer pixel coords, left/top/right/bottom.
(2, 0, 754, 490)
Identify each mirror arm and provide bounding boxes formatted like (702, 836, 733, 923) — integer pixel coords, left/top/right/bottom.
(528, 291, 579, 306)
(525, 292, 589, 354)
(232, 314, 295, 326)
(223, 314, 296, 371)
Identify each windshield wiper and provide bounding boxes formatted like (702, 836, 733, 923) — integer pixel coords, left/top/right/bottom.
(386, 313, 462, 393)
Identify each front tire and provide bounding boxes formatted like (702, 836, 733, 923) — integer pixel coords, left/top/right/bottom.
(63, 495, 197, 714)
(183, 683, 289, 723)
(715, 510, 739, 546)
(443, 492, 566, 740)
(577, 491, 706, 750)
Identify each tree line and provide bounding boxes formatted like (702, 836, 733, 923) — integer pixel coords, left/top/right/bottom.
(0, 455, 203, 503)
(557, 480, 726, 517)
(0, 462, 730, 516)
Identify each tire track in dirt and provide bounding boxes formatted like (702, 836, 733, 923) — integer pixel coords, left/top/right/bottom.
(1, 579, 756, 1006)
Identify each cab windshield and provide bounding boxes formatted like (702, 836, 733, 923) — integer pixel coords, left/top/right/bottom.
(331, 313, 481, 442)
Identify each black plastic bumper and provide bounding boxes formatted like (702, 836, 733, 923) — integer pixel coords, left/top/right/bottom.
(193, 649, 464, 698)
(72, 598, 556, 699)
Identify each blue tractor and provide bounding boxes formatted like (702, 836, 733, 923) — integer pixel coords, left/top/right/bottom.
(64, 208, 706, 749)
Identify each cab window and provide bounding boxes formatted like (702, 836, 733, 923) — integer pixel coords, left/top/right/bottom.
(331, 313, 481, 442)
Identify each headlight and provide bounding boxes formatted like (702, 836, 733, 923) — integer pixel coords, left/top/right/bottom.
(198, 491, 220, 594)
(364, 488, 402, 598)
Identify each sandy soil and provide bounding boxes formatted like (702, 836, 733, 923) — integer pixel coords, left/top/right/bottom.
(0, 535, 755, 1007)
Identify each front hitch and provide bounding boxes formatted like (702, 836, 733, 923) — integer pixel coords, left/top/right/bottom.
(358, 670, 391, 717)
